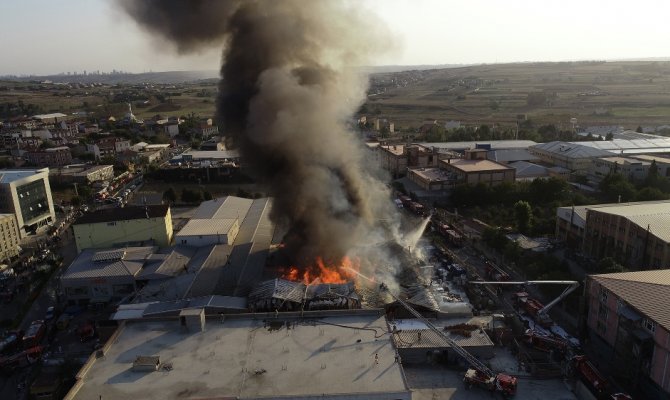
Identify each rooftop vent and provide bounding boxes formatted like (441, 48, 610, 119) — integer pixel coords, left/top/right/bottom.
(132, 355, 160, 372)
(179, 308, 205, 333)
(92, 249, 126, 263)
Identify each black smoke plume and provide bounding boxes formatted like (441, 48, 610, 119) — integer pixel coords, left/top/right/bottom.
(119, 0, 394, 265)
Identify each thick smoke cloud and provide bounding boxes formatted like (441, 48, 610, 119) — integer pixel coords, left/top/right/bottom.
(119, 0, 395, 266)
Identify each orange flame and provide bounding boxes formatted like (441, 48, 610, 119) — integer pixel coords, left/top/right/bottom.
(283, 257, 359, 284)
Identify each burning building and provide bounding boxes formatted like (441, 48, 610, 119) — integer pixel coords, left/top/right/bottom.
(119, 0, 397, 284)
(248, 278, 359, 312)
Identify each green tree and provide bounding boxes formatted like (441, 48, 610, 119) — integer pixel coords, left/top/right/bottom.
(605, 132, 614, 141)
(514, 200, 533, 234)
(597, 257, 627, 273)
(203, 191, 213, 201)
(181, 188, 202, 203)
(163, 187, 177, 203)
(636, 126, 643, 133)
(70, 196, 82, 207)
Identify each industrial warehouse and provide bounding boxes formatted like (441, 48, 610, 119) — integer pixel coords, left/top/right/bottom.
(55, 195, 594, 400)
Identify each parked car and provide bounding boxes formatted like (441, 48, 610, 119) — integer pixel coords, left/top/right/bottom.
(45, 306, 55, 321)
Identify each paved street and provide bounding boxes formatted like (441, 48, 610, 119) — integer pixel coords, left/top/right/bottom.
(0, 214, 79, 400)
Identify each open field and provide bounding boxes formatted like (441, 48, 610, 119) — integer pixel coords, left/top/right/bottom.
(5, 61, 670, 130)
(364, 61, 670, 130)
(0, 79, 217, 119)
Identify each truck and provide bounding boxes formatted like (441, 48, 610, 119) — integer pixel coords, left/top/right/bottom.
(379, 282, 518, 397)
(485, 261, 510, 281)
(573, 355, 609, 397)
(512, 292, 553, 328)
(0, 345, 43, 371)
(522, 329, 569, 356)
(463, 367, 518, 397)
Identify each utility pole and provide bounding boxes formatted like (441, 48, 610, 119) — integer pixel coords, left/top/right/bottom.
(73, 182, 79, 197)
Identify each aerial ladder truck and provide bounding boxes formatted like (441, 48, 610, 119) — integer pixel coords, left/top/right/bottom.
(379, 283, 518, 397)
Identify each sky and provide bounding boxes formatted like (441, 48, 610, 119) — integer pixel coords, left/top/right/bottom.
(1, 0, 670, 75)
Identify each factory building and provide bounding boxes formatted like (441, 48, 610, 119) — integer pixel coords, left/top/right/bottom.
(174, 197, 252, 247)
(556, 200, 670, 269)
(63, 311, 411, 400)
(439, 149, 515, 187)
(72, 205, 173, 252)
(586, 270, 670, 399)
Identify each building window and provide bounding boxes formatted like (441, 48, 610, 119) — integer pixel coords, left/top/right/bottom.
(599, 287, 608, 303)
(17, 179, 50, 222)
(643, 318, 656, 333)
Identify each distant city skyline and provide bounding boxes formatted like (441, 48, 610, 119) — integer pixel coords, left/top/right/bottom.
(1, 0, 670, 76)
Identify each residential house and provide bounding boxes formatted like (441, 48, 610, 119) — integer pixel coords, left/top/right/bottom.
(25, 147, 73, 167)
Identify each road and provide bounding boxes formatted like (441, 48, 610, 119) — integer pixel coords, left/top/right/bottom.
(0, 213, 79, 400)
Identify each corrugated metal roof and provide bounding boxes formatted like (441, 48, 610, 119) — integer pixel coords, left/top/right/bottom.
(509, 161, 549, 178)
(141, 295, 247, 317)
(588, 200, 670, 243)
(591, 269, 670, 331)
(249, 279, 306, 304)
(62, 246, 155, 280)
(137, 246, 197, 280)
(192, 196, 253, 220)
(185, 244, 233, 298)
(420, 140, 537, 150)
(176, 218, 237, 237)
(488, 149, 538, 163)
(392, 328, 493, 349)
(401, 285, 441, 312)
(531, 141, 614, 159)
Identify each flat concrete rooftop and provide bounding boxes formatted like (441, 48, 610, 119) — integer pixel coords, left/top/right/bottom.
(67, 312, 411, 400)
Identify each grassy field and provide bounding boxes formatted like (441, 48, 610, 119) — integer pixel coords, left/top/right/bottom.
(364, 61, 670, 130)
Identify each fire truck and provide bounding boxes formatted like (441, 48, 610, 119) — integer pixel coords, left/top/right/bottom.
(379, 283, 518, 397)
(570, 356, 633, 399)
(485, 261, 510, 282)
(470, 280, 580, 329)
(0, 345, 43, 371)
(512, 292, 553, 328)
(522, 329, 570, 356)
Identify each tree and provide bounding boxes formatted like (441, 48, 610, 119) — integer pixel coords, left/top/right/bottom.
(636, 126, 643, 133)
(70, 196, 82, 207)
(163, 187, 177, 203)
(203, 191, 213, 201)
(605, 132, 614, 141)
(181, 188, 202, 203)
(514, 200, 533, 234)
(597, 257, 627, 273)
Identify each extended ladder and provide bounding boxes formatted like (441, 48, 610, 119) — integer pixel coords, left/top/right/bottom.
(381, 283, 493, 376)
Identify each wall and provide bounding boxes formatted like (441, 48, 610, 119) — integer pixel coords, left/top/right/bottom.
(587, 278, 670, 398)
(0, 214, 20, 260)
(73, 216, 173, 252)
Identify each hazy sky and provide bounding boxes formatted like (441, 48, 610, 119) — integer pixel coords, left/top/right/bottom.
(2, 0, 670, 75)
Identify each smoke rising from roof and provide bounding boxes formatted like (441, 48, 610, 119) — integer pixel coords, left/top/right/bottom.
(119, 0, 396, 266)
